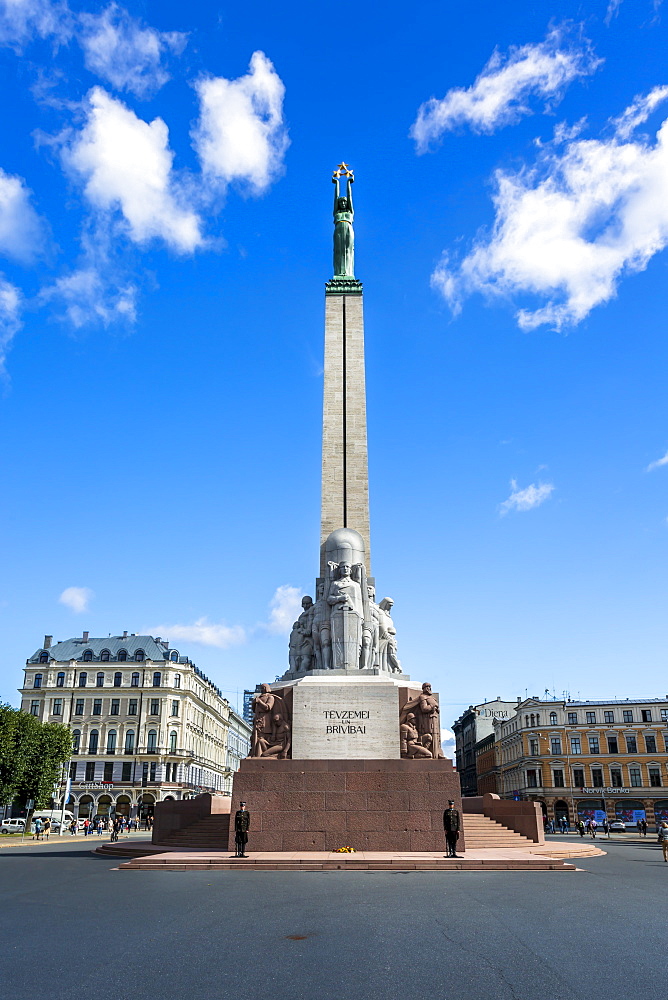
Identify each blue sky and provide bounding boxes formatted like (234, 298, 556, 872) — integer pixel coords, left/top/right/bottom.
(1, 0, 668, 734)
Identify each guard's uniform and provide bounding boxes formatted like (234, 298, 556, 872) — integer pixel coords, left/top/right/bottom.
(443, 806, 461, 857)
(234, 809, 251, 857)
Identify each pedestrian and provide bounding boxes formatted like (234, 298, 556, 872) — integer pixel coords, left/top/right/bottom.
(70, 819, 77, 836)
(590, 818, 597, 839)
(443, 799, 462, 859)
(83, 819, 89, 837)
(578, 819, 585, 837)
(602, 818, 610, 838)
(33, 817, 42, 841)
(233, 800, 251, 858)
(43, 818, 51, 840)
(659, 822, 668, 862)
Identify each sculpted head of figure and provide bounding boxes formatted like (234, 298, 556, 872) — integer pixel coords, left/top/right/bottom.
(338, 562, 351, 578)
(367, 585, 376, 600)
(302, 596, 313, 610)
(260, 683, 271, 695)
(405, 712, 415, 724)
(337, 196, 349, 212)
(317, 582, 324, 598)
(422, 682, 432, 694)
(379, 597, 394, 612)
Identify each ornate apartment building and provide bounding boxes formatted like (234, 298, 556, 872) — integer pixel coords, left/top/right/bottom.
(495, 697, 668, 828)
(20, 633, 251, 821)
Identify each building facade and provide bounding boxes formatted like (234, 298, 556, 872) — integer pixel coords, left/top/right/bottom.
(20, 633, 251, 821)
(495, 697, 668, 829)
(452, 698, 518, 796)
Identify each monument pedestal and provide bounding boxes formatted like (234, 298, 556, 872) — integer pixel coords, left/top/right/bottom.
(229, 757, 464, 853)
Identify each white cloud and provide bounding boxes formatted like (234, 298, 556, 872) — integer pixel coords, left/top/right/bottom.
(78, 4, 187, 99)
(411, 26, 601, 149)
(62, 86, 203, 253)
(646, 450, 668, 472)
(441, 727, 456, 759)
(42, 265, 137, 328)
(59, 585, 93, 612)
(499, 480, 554, 515)
(0, 0, 73, 50)
(433, 88, 668, 329)
(192, 51, 289, 194)
(0, 167, 47, 262)
(605, 0, 623, 25)
(0, 275, 22, 374)
(612, 85, 668, 139)
(145, 617, 246, 649)
(264, 584, 303, 635)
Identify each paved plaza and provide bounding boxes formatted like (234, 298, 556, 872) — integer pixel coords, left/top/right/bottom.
(1, 836, 665, 1000)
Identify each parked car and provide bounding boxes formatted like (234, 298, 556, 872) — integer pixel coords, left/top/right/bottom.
(609, 820, 626, 831)
(0, 818, 26, 834)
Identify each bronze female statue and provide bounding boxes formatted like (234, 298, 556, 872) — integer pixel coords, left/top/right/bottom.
(332, 166, 354, 277)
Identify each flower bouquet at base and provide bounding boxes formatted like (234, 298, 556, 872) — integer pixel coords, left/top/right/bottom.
(333, 845, 356, 853)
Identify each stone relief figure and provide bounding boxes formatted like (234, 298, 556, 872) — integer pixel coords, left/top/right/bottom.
(377, 597, 402, 674)
(400, 683, 444, 759)
(255, 713, 291, 759)
(251, 683, 291, 758)
(311, 582, 332, 670)
(361, 583, 380, 670)
(400, 712, 433, 758)
(332, 166, 354, 277)
(327, 560, 364, 670)
(288, 596, 315, 673)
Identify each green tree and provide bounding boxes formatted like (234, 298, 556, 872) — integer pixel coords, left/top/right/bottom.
(0, 704, 73, 809)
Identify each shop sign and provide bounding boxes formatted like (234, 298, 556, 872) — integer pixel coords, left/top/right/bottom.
(580, 787, 631, 794)
(77, 781, 115, 790)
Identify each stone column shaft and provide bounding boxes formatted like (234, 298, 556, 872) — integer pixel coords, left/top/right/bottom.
(321, 292, 371, 572)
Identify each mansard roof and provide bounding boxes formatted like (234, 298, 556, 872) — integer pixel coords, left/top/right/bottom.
(28, 635, 171, 663)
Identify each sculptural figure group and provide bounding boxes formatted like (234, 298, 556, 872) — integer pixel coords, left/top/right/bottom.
(250, 684, 291, 759)
(288, 561, 402, 675)
(399, 682, 445, 760)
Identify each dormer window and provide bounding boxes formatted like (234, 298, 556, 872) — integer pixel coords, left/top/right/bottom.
(134, 649, 145, 662)
(100, 649, 110, 662)
(117, 649, 127, 662)
(83, 650, 93, 662)
(170, 650, 179, 662)
(39, 651, 49, 663)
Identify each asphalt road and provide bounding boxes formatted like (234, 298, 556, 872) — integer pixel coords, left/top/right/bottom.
(1, 837, 665, 1000)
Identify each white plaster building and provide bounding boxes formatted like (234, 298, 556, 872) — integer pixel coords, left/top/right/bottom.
(20, 633, 251, 821)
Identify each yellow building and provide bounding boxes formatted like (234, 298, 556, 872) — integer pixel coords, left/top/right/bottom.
(495, 697, 668, 829)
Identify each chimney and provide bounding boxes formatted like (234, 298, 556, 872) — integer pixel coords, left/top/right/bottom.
(123, 631, 128, 639)
(44, 635, 52, 649)
(83, 631, 89, 642)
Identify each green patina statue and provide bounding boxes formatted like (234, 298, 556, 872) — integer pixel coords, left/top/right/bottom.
(332, 162, 355, 278)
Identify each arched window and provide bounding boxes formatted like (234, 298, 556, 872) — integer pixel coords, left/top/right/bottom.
(117, 649, 127, 662)
(79, 672, 87, 687)
(147, 729, 157, 752)
(124, 730, 135, 753)
(170, 650, 179, 662)
(89, 730, 99, 753)
(550, 712, 557, 725)
(169, 730, 177, 752)
(174, 674, 181, 689)
(83, 649, 93, 662)
(72, 730, 81, 753)
(34, 673, 43, 688)
(114, 672, 122, 687)
(100, 649, 110, 662)
(39, 651, 49, 663)
(131, 672, 140, 687)
(107, 730, 117, 754)
(135, 649, 145, 662)
(153, 672, 161, 687)
(96, 672, 104, 687)
(56, 671, 65, 688)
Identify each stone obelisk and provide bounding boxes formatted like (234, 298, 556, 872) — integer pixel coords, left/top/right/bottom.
(320, 163, 370, 575)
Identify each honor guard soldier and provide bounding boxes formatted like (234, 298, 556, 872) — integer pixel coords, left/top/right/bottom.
(443, 799, 461, 858)
(234, 800, 251, 858)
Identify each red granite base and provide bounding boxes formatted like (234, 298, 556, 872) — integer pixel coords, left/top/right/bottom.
(228, 758, 464, 853)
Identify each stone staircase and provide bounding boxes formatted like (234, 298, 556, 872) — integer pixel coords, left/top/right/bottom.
(462, 814, 535, 850)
